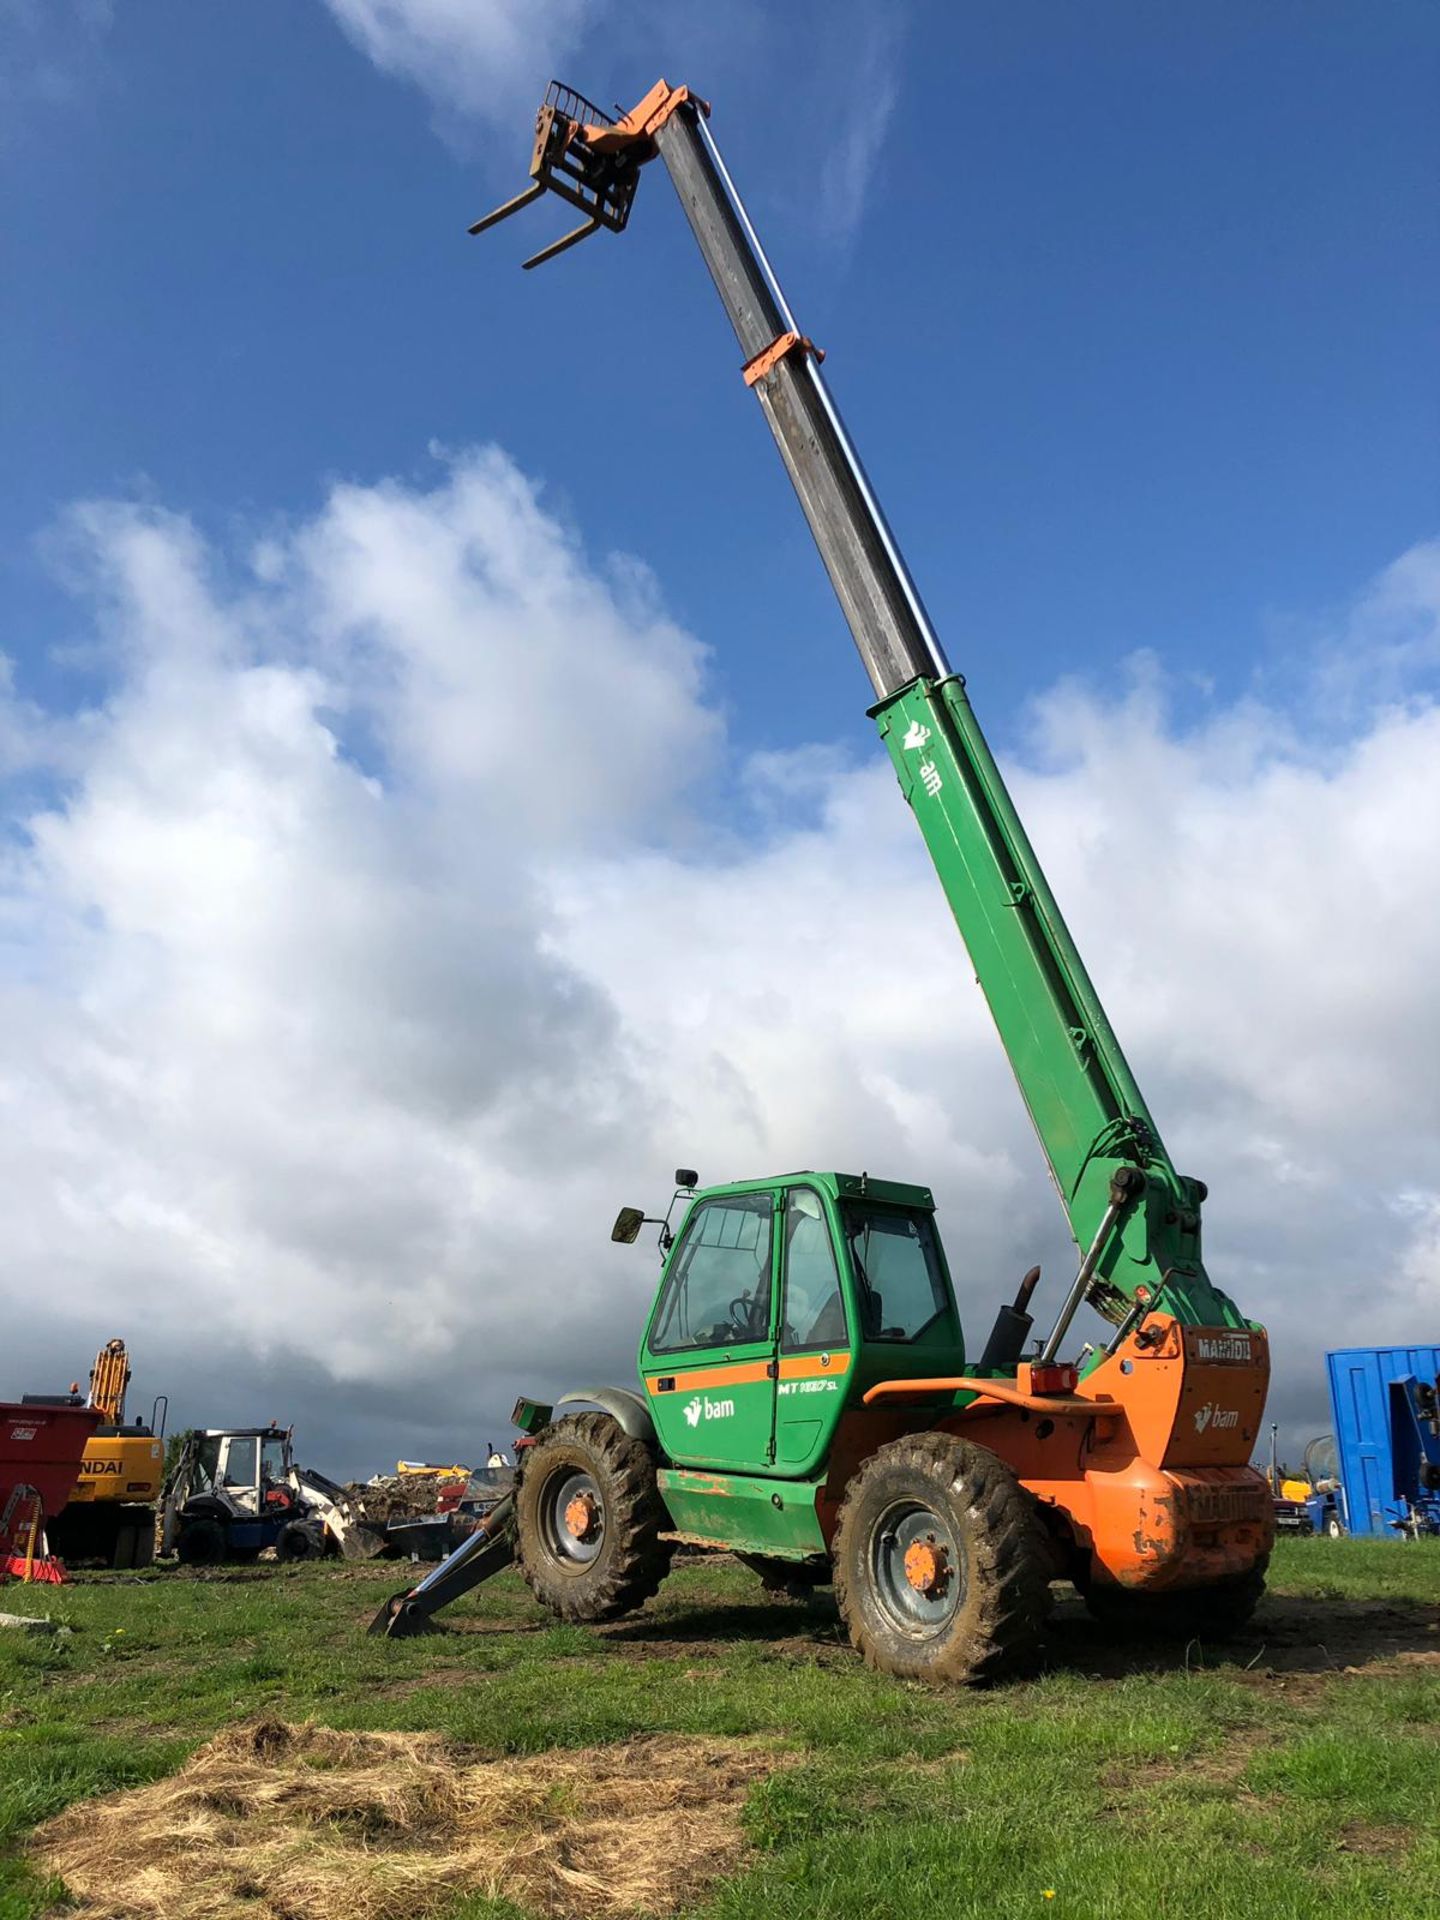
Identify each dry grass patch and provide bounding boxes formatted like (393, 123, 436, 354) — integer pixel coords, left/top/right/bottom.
(31, 1719, 781, 1919)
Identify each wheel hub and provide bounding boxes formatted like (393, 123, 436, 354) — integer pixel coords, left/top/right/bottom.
(564, 1491, 600, 1541)
(870, 1498, 964, 1634)
(545, 1468, 605, 1564)
(902, 1538, 950, 1597)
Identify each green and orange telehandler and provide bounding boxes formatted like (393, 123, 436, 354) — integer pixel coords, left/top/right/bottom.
(372, 81, 1273, 1681)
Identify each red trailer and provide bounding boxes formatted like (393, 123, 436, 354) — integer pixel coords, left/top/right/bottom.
(1, 1399, 104, 1581)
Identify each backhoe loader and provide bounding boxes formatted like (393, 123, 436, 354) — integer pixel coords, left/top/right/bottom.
(373, 81, 1273, 1681)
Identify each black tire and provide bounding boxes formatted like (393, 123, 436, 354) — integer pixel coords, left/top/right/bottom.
(833, 1432, 1049, 1684)
(112, 1523, 138, 1570)
(177, 1516, 226, 1565)
(131, 1520, 156, 1570)
(516, 1413, 673, 1623)
(276, 1520, 327, 1563)
(1084, 1557, 1268, 1641)
(1326, 1515, 1344, 1540)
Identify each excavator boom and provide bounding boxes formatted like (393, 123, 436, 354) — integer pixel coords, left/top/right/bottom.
(87, 1338, 131, 1425)
(475, 81, 1249, 1345)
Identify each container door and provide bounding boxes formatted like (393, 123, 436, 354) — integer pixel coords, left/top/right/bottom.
(642, 1190, 779, 1472)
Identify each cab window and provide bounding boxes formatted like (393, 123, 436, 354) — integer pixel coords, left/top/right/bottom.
(194, 1436, 221, 1489)
(842, 1204, 948, 1342)
(781, 1189, 848, 1352)
(221, 1436, 259, 1488)
(651, 1193, 773, 1352)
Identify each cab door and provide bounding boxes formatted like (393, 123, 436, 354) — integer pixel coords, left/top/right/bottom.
(640, 1189, 779, 1473)
(217, 1434, 261, 1515)
(774, 1185, 853, 1475)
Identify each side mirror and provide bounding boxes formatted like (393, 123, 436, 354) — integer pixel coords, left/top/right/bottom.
(611, 1206, 646, 1245)
(674, 1168, 698, 1189)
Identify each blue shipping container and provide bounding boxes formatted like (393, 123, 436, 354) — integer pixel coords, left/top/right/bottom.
(1325, 1346, 1440, 1537)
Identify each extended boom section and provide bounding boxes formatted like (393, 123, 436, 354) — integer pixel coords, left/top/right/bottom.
(476, 81, 1243, 1345)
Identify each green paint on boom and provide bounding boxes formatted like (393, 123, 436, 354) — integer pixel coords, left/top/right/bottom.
(875, 674, 1245, 1336)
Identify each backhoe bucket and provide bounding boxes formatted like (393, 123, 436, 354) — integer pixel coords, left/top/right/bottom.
(469, 83, 645, 270)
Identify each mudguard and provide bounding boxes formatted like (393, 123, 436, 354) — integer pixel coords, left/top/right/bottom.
(554, 1387, 658, 1448)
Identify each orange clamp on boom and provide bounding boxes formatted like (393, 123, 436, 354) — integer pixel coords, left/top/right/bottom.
(742, 331, 826, 388)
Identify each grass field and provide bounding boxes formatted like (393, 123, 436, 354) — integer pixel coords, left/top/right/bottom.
(2, 1539, 1439, 1918)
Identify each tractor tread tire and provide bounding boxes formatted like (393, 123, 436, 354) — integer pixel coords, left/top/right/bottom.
(276, 1521, 327, 1563)
(1085, 1556, 1269, 1641)
(834, 1431, 1049, 1686)
(516, 1413, 673, 1623)
(176, 1516, 226, 1566)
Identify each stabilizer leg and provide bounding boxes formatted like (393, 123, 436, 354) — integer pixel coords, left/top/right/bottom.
(369, 1494, 517, 1638)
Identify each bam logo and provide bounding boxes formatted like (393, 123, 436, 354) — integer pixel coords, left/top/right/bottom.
(682, 1394, 735, 1428)
(1194, 1402, 1240, 1434)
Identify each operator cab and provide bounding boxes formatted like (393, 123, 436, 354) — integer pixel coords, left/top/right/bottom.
(627, 1172, 966, 1478)
(187, 1427, 293, 1517)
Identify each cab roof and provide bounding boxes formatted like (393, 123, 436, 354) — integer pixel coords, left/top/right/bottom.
(197, 1428, 289, 1440)
(695, 1171, 935, 1210)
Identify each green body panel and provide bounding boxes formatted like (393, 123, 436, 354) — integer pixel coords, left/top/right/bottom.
(656, 1466, 828, 1558)
(874, 677, 1245, 1332)
(639, 1172, 966, 1493)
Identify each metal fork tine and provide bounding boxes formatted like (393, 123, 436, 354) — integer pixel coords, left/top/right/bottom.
(521, 214, 600, 271)
(467, 180, 545, 237)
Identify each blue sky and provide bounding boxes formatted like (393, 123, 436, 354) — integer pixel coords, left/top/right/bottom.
(5, 2, 1435, 746)
(1, 1, 1437, 1472)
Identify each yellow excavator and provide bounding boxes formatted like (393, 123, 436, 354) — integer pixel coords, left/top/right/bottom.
(44, 1339, 166, 1568)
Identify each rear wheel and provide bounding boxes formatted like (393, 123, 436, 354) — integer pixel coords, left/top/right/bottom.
(834, 1432, 1049, 1685)
(516, 1413, 673, 1622)
(1084, 1559, 1268, 1640)
(177, 1516, 226, 1565)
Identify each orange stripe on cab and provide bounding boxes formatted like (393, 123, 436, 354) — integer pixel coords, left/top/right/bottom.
(644, 1351, 852, 1395)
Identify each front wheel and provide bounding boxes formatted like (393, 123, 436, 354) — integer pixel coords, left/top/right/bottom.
(833, 1432, 1049, 1684)
(276, 1519, 327, 1562)
(516, 1413, 673, 1622)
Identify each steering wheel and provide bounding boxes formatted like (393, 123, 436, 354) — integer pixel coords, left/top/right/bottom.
(729, 1294, 761, 1338)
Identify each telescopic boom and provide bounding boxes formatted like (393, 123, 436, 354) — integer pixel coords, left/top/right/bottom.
(474, 81, 1249, 1350)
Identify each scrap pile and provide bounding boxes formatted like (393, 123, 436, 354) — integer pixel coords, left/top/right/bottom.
(339, 1474, 461, 1530)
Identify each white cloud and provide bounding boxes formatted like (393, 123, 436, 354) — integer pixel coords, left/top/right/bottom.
(322, 0, 587, 128)
(3, 450, 1437, 1469)
(812, 6, 906, 245)
(319, 0, 905, 245)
